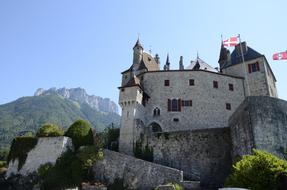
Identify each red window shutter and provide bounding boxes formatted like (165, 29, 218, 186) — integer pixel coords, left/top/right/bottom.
(248, 64, 251, 73)
(178, 99, 181, 111)
(256, 62, 260, 71)
(167, 99, 171, 112)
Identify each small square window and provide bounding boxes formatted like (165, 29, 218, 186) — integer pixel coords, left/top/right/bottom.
(213, 81, 218, 88)
(121, 88, 125, 92)
(189, 79, 194, 86)
(173, 118, 179, 122)
(229, 84, 234, 91)
(164, 80, 170, 86)
(226, 103, 231, 110)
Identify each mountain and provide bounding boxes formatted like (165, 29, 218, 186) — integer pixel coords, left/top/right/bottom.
(0, 93, 120, 148)
(34, 87, 119, 114)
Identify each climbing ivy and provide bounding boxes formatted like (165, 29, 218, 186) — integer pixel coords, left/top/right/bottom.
(7, 137, 38, 171)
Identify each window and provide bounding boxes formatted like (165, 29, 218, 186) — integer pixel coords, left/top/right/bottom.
(213, 81, 218, 88)
(181, 100, 192, 107)
(121, 88, 125, 92)
(164, 80, 170, 86)
(226, 103, 231, 110)
(248, 62, 260, 73)
(229, 84, 234, 91)
(153, 107, 160, 116)
(173, 118, 179, 122)
(189, 79, 194, 86)
(167, 99, 181, 112)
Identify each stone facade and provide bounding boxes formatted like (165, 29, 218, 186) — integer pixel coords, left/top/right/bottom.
(222, 57, 277, 97)
(6, 137, 73, 177)
(141, 70, 245, 131)
(230, 96, 287, 160)
(93, 150, 183, 190)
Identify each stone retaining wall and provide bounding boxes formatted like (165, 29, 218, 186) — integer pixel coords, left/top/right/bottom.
(93, 150, 183, 190)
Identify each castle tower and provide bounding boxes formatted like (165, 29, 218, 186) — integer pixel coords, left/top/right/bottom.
(118, 75, 144, 155)
(221, 42, 278, 97)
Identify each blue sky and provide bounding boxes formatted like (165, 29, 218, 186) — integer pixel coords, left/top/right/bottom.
(0, 0, 287, 105)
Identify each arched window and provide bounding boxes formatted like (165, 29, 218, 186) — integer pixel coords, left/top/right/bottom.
(153, 107, 160, 116)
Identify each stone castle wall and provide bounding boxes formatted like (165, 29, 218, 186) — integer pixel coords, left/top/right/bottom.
(141, 70, 245, 131)
(230, 96, 287, 160)
(93, 150, 183, 190)
(147, 127, 232, 188)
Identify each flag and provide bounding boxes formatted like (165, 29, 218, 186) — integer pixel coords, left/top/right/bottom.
(273, 51, 287, 60)
(223, 36, 238, 47)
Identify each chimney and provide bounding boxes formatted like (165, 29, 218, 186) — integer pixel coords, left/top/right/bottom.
(235, 41, 248, 55)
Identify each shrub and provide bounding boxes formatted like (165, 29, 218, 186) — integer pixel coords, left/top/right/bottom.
(0, 161, 7, 168)
(65, 119, 94, 150)
(36, 123, 64, 137)
(0, 148, 9, 161)
(133, 139, 153, 162)
(38, 146, 103, 190)
(225, 149, 287, 190)
(103, 125, 119, 151)
(7, 137, 38, 170)
(154, 182, 183, 190)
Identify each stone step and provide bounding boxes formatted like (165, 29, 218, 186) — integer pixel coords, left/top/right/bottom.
(180, 180, 201, 190)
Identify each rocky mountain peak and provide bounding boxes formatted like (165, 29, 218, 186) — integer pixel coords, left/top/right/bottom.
(34, 87, 119, 114)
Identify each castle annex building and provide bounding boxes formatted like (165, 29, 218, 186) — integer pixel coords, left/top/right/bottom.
(118, 39, 277, 155)
(117, 39, 287, 188)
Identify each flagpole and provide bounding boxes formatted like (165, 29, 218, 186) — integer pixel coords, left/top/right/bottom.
(238, 34, 250, 96)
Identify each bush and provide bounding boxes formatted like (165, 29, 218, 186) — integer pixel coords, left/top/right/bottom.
(133, 140, 153, 162)
(103, 124, 119, 151)
(65, 119, 94, 150)
(154, 182, 183, 190)
(0, 161, 7, 168)
(0, 148, 9, 161)
(36, 123, 64, 137)
(7, 137, 38, 170)
(225, 149, 287, 190)
(38, 146, 103, 190)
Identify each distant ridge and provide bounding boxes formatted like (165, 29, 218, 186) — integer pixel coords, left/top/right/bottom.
(34, 87, 119, 114)
(0, 89, 120, 148)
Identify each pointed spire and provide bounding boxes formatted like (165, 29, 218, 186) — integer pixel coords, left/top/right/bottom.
(166, 54, 170, 65)
(164, 54, 170, 70)
(133, 38, 143, 49)
(179, 56, 184, 70)
(218, 41, 229, 68)
(197, 51, 199, 59)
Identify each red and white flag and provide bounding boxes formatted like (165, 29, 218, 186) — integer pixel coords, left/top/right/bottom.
(223, 36, 238, 47)
(273, 51, 287, 60)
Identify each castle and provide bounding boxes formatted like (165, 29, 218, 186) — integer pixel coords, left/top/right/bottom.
(118, 39, 277, 154)
(117, 39, 287, 188)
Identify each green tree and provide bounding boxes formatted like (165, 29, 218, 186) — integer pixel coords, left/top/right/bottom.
(65, 119, 94, 150)
(36, 123, 64, 137)
(225, 149, 287, 190)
